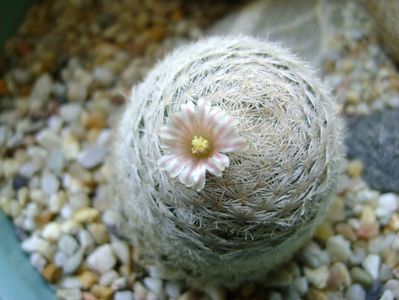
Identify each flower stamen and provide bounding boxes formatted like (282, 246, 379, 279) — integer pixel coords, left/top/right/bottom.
(191, 136, 211, 156)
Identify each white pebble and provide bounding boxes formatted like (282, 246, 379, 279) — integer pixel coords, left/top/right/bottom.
(60, 276, 82, 289)
(304, 265, 329, 289)
(30, 74, 53, 104)
(41, 172, 60, 195)
(292, 276, 308, 295)
(54, 251, 68, 267)
(30, 253, 47, 272)
(22, 235, 51, 254)
(42, 222, 62, 241)
(58, 234, 79, 255)
(376, 193, 398, 221)
(57, 288, 81, 300)
(114, 291, 134, 300)
(362, 254, 381, 280)
(78, 229, 95, 252)
(77, 145, 107, 169)
(59, 104, 83, 123)
(87, 244, 116, 273)
(19, 161, 41, 177)
(144, 277, 163, 294)
(345, 284, 366, 300)
(111, 236, 130, 265)
(47, 150, 65, 172)
(36, 129, 61, 149)
(99, 270, 119, 285)
(111, 277, 127, 290)
(93, 67, 114, 86)
(62, 248, 84, 275)
(49, 192, 66, 213)
(165, 280, 183, 298)
(380, 290, 394, 300)
(69, 193, 90, 211)
(327, 235, 351, 262)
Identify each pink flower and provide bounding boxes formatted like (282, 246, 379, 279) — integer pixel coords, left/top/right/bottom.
(157, 99, 248, 191)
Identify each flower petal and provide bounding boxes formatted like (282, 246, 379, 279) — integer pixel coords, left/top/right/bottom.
(205, 156, 225, 177)
(157, 154, 190, 178)
(219, 136, 249, 152)
(193, 169, 206, 191)
(213, 153, 230, 168)
(178, 161, 206, 189)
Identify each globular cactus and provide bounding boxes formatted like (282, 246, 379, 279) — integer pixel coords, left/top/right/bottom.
(112, 36, 344, 287)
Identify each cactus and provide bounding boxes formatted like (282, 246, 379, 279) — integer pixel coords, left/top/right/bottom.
(112, 36, 344, 287)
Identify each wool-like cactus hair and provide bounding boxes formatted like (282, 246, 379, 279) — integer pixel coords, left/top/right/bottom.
(112, 36, 345, 287)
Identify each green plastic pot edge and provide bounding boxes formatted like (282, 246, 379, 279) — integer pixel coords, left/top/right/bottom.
(0, 210, 56, 300)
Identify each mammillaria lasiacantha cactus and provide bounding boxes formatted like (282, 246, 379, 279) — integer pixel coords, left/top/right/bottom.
(112, 36, 344, 287)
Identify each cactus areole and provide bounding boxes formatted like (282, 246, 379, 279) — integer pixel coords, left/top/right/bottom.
(112, 36, 344, 287)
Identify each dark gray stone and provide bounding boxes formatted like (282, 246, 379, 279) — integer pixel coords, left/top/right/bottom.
(346, 109, 399, 193)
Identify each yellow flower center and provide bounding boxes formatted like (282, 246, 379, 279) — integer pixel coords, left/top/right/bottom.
(191, 136, 211, 156)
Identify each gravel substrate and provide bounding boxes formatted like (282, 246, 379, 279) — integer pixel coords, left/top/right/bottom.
(1, 1, 399, 300)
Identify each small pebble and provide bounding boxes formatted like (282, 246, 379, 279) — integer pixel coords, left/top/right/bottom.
(73, 208, 99, 223)
(166, 280, 183, 298)
(42, 263, 62, 283)
(111, 236, 130, 265)
(93, 67, 114, 86)
(42, 222, 62, 241)
(362, 254, 381, 280)
(79, 270, 99, 289)
(57, 288, 82, 300)
(87, 244, 116, 274)
(350, 267, 373, 286)
(326, 235, 352, 262)
(114, 291, 135, 300)
(304, 266, 329, 289)
(87, 223, 109, 244)
(345, 284, 366, 300)
(62, 249, 84, 275)
(144, 277, 163, 295)
(99, 270, 119, 286)
(379, 290, 394, 300)
(77, 145, 107, 169)
(58, 234, 79, 256)
(41, 172, 60, 195)
(30, 252, 47, 272)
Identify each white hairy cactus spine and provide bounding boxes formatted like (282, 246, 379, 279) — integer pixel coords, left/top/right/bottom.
(112, 36, 344, 287)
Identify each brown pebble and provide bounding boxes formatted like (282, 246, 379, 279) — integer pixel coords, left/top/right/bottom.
(356, 222, 379, 240)
(0, 80, 8, 96)
(36, 210, 55, 226)
(82, 292, 98, 300)
(42, 263, 62, 283)
(83, 111, 107, 130)
(347, 159, 363, 177)
(335, 223, 357, 242)
(79, 270, 99, 289)
(315, 222, 334, 243)
(91, 285, 113, 300)
(328, 262, 351, 290)
(306, 288, 328, 300)
(388, 214, 399, 231)
(178, 290, 203, 300)
(381, 249, 399, 268)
